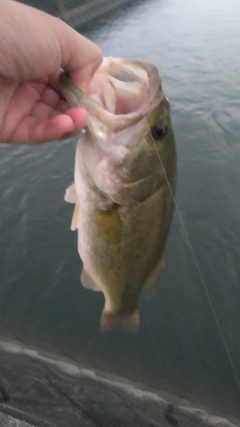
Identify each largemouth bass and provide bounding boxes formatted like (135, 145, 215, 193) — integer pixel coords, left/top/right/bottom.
(60, 58, 176, 331)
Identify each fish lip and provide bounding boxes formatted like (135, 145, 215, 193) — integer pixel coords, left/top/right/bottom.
(59, 70, 71, 86)
(59, 58, 162, 132)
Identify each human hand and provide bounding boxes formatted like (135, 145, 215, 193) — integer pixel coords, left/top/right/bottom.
(0, 0, 102, 144)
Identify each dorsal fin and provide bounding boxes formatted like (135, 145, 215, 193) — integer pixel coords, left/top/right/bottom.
(142, 253, 165, 293)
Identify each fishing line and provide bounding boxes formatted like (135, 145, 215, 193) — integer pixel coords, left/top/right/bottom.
(144, 114, 240, 391)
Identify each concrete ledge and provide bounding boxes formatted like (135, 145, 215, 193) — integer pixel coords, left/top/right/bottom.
(0, 413, 34, 427)
(0, 341, 239, 427)
(58, 0, 137, 28)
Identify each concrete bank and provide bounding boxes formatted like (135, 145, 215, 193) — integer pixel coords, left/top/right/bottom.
(0, 341, 239, 427)
(20, 0, 141, 28)
(57, 0, 138, 28)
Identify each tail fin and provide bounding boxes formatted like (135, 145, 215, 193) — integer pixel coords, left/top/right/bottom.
(100, 309, 140, 332)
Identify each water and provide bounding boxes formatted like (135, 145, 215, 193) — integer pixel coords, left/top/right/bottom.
(1, 0, 240, 421)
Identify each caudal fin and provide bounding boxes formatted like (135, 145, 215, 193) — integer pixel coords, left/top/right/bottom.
(100, 309, 140, 332)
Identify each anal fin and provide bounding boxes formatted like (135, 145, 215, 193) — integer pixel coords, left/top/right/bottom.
(64, 183, 77, 204)
(81, 267, 101, 292)
(70, 203, 80, 231)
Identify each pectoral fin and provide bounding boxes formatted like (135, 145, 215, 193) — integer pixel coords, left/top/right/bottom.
(96, 206, 122, 245)
(143, 253, 165, 293)
(64, 183, 77, 204)
(81, 267, 101, 292)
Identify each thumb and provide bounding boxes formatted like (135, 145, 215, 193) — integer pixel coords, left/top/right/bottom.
(53, 19, 103, 91)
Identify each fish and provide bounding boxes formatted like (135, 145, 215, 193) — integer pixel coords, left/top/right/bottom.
(60, 58, 176, 331)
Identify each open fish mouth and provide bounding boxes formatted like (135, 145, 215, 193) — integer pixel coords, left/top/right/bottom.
(60, 58, 163, 132)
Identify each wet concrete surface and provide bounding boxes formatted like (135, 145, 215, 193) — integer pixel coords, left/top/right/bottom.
(0, 343, 239, 427)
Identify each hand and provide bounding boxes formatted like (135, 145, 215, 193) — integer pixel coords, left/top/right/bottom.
(0, 0, 102, 144)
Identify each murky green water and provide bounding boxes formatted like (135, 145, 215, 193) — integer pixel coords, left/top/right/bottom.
(1, 0, 240, 420)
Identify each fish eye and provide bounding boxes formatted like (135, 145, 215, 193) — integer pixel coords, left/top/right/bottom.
(151, 124, 168, 140)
